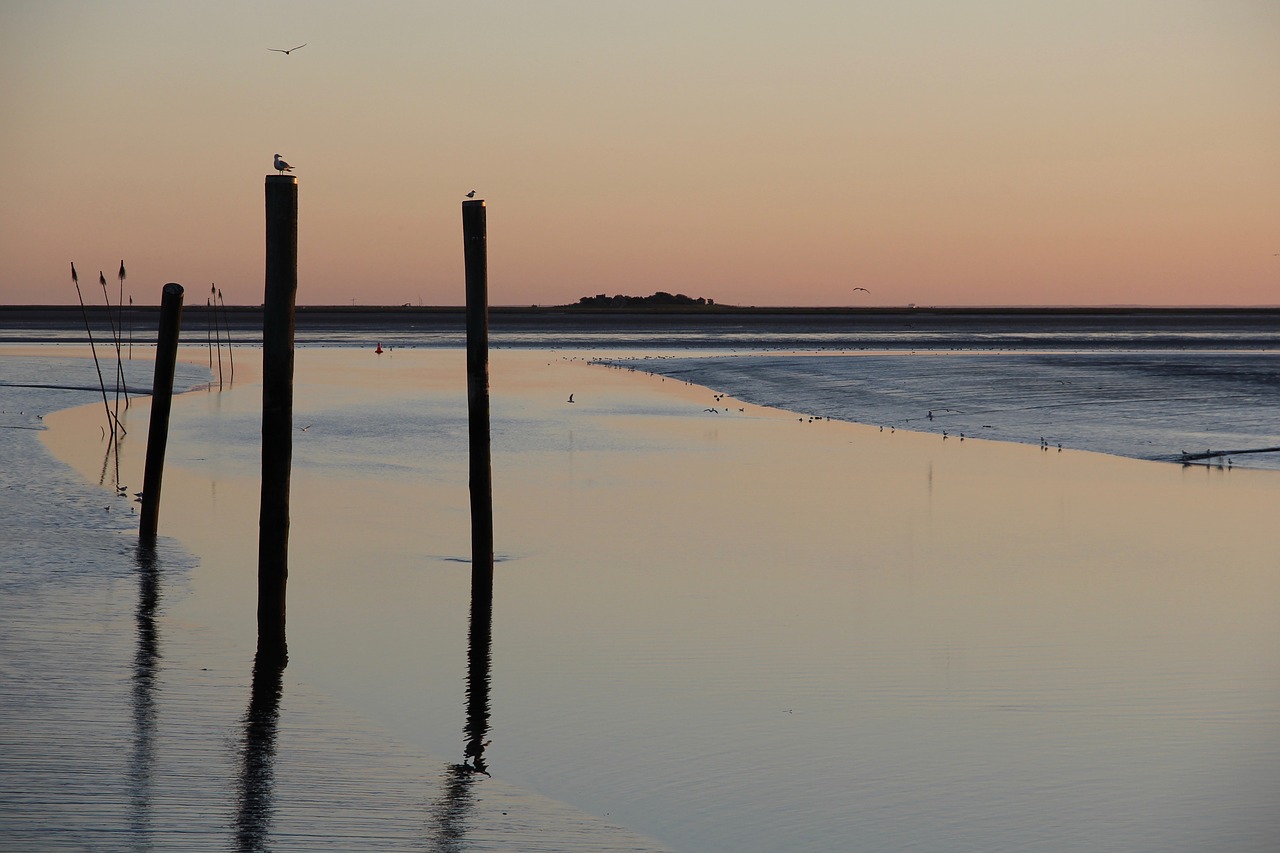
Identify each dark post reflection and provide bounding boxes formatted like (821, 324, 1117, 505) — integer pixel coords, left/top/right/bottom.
(462, 577, 493, 775)
(129, 543, 160, 849)
(234, 648, 286, 852)
(429, 555, 495, 847)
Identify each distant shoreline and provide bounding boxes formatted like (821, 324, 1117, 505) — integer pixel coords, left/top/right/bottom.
(6, 304, 1280, 349)
(6, 304, 1280, 318)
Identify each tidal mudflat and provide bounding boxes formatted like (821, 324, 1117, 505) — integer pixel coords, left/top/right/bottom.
(7, 344, 1280, 851)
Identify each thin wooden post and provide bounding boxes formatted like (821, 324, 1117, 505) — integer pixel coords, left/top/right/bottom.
(139, 283, 184, 543)
(258, 174, 297, 660)
(463, 199, 494, 594)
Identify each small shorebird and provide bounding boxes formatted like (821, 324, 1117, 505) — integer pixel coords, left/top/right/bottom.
(274, 153, 293, 174)
(269, 43, 307, 55)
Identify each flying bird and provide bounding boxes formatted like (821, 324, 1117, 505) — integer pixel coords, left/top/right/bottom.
(274, 153, 293, 174)
(269, 43, 307, 55)
(852, 287, 870, 293)
(466, 190, 477, 198)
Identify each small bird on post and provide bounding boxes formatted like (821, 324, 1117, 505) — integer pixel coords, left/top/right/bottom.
(274, 153, 293, 174)
(466, 190, 477, 198)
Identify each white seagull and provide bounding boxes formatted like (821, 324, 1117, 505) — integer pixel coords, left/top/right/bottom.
(269, 43, 307, 55)
(274, 153, 293, 174)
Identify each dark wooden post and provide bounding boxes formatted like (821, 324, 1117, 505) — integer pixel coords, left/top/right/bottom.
(258, 174, 297, 660)
(139, 283, 184, 543)
(463, 199, 494, 594)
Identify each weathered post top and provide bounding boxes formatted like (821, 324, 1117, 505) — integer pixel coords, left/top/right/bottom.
(265, 175, 298, 185)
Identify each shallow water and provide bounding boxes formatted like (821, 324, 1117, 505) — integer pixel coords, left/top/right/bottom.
(6, 343, 1280, 851)
(27, 347, 1273, 852)
(2, 350, 673, 852)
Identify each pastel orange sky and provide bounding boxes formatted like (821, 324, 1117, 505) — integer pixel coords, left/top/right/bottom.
(2, 1, 1278, 308)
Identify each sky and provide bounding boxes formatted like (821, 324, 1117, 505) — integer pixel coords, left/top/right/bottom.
(2, 1, 1278, 308)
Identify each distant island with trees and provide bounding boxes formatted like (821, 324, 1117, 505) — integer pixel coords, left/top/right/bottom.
(571, 292, 718, 309)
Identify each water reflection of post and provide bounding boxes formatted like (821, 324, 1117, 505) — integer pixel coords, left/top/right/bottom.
(234, 651, 285, 852)
(129, 543, 160, 847)
(463, 579, 494, 773)
(429, 449, 496, 845)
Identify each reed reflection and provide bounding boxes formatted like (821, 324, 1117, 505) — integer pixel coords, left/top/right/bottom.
(234, 649, 286, 852)
(129, 543, 160, 848)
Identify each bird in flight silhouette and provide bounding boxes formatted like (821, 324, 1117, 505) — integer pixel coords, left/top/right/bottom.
(269, 43, 307, 55)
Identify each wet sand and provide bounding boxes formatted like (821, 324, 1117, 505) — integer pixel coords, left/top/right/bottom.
(23, 345, 1280, 851)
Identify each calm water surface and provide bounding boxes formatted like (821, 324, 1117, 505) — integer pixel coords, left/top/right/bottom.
(5, 343, 1279, 852)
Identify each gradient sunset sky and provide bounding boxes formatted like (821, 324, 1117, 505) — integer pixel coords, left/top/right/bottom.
(2, 1, 1277, 307)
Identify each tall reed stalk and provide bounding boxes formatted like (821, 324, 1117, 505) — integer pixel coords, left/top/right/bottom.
(71, 262, 117, 440)
(100, 272, 126, 434)
(218, 287, 235, 381)
(117, 261, 129, 406)
(211, 284, 223, 388)
(206, 297, 213, 369)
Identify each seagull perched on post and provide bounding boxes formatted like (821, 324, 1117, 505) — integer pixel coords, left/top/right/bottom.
(466, 190, 477, 198)
(274, 153, 293, 174)
(268, 43, 307, 55)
